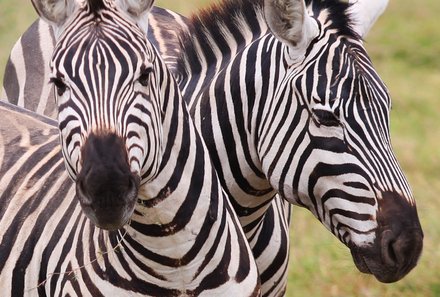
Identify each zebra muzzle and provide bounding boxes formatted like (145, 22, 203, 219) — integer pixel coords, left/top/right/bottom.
(75, 132, 140, 230)
(350, 191, 423, 283)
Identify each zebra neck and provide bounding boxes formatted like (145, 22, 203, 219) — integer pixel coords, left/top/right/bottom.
(177, 0, 268, 106)
(118, 122, 228, 268)
(191, 35, 300, 201)
(128, 91, 218, 238)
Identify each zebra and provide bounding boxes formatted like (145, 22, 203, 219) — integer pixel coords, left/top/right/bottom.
(1, 3, 293, 296)
(174, 0, 423, 284)
(0, 0, 423, 292)
(0, 0, 262, 295)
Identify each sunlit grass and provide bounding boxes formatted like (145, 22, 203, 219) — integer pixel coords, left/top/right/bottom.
(1, 0, 438, 296)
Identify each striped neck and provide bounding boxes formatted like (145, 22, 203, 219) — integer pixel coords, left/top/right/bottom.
(177, 0, 268, 105)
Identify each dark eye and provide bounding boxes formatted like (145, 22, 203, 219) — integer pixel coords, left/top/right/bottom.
(50, 77, 67, 96)
(138, 67, 153, 87)
(312, 108, 340, 126)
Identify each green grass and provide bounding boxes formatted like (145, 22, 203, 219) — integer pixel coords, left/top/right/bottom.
(1, 0, 439, 296)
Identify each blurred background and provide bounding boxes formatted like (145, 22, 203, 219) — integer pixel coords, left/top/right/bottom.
(1, 0, 439, 296)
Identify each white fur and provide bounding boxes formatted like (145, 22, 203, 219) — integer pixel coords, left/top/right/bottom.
(115, 0, 154, 35)
(31, 0, 80, 26)
(349, 0, 389, 37)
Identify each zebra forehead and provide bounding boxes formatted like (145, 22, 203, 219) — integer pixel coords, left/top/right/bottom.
(51, 11, 153, 78)
(62, 14, 146, 46)
(52, 0, 148, 49)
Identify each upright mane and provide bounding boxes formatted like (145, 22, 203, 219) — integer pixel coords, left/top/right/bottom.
(176, 0, 358, 81)
(88, 0, 106, 13)
(176, 0, 266, 81)
(306, 0, 358, 38)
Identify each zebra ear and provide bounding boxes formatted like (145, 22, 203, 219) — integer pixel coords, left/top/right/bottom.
(31, 0, 79, 27)
(115, 0, 154, 34)
(263, 0, 318, 60)
(116, 0, 154, 17)
(349, 0, 389, 37)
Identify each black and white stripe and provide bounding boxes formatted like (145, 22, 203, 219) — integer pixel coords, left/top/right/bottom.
(1, 6, 188, 118)
(1, 0, 424, 292)
(0, 101, 261, 295)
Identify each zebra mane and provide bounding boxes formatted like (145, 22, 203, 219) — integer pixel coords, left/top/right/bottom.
(176, 0, 266, 79)
(306, 0, 358, 38)
(176, 0, 358, 79)
(88, 0, 106, 13)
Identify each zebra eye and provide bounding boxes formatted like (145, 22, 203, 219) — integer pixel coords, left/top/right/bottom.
(312, 108, 340, 126)
(138, 67, 153, 87)
(50, 77, 67, 96)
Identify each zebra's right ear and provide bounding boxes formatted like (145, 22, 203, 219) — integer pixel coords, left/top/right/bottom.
(115, 0, 154, 35)
(31, 0, 79, 27)
(349, 0, 389, 37)
(264, 0, 318, 62)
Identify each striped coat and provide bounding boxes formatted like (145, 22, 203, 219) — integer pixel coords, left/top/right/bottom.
(0, 0, 261, 294)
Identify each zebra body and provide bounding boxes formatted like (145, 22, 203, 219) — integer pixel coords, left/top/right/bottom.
(175, 0, 423, 284)
(0, 0, 261, 295)
(1, 3, 292, 296)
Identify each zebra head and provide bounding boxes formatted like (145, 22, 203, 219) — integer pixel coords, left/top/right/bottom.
(32, 0, 167, 230)
(262, 0, 423, 282)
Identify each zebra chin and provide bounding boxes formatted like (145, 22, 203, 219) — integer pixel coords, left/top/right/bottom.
(75, 132, 141, 231)
(76, 184, 139, 230)
(349, 191, 423, 283)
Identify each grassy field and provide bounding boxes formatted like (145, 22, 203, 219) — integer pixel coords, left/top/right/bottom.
(1, 0, 439, 296)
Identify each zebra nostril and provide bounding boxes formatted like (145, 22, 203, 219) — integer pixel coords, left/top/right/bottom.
(381, 227, 423, 272)
(124, 174, 140, 200)
(76, 177, 92, 205)
(381, 230, 398, 267)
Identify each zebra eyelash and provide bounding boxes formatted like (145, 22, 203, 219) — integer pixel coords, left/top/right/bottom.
(49, 77, 68, 96)
(138, 66, 154, 87)
(312, 108, 340, 127)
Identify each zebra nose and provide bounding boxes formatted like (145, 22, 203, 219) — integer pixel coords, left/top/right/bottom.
(377, 191, 423, 279)
(353, 191, 424, 283)
(75, 132, 140, 230)
(77, 167, 138, 205)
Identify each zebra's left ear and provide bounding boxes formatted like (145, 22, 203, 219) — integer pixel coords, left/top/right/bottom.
(349, 0, 389, 37)
(115, 0, 154, 35)
(264, 0, 319, 62)
(31, 0, 79, 27)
